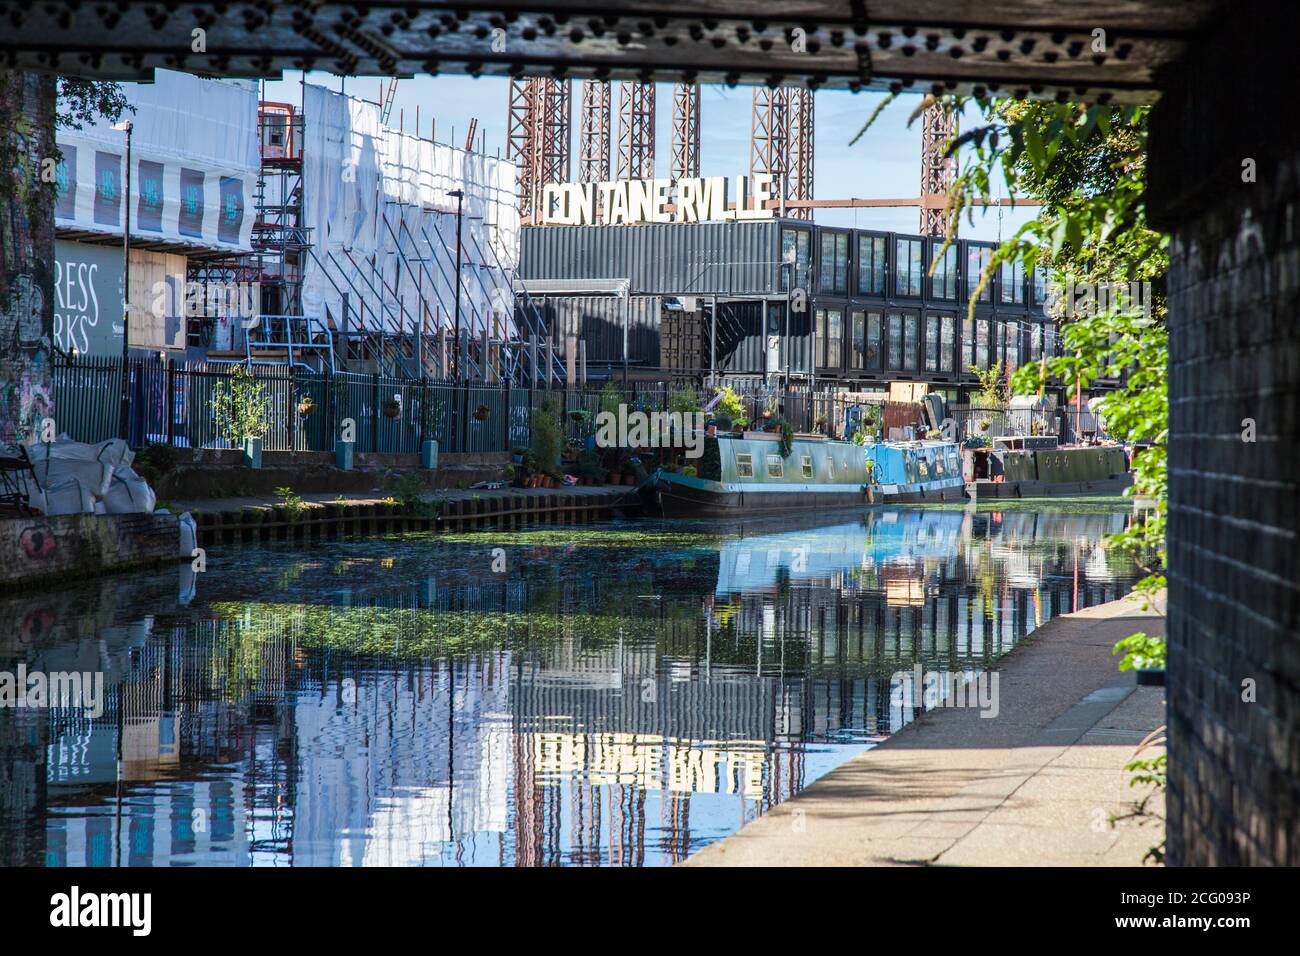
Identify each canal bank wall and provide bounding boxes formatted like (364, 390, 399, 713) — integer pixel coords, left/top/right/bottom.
(685, 591, 1167, 867)
(177, 485, 643, 547)
(0, 511, 181, 590)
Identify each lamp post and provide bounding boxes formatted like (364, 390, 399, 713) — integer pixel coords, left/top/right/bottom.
(448, 188, 464, 382)
(113, 120, 133, 441)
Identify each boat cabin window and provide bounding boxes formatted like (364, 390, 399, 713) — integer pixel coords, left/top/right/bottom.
(767, 455, 784, 478)
(801, 455, 814, 479)
(735, 453, 754, 477)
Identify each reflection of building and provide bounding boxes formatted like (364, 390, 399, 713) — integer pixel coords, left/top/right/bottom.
(4, 506, 1139, 867)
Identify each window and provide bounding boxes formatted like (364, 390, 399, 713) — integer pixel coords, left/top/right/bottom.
(857, 235, 887, 295)
(895, 237, 923, 296)
(1032, 265, 1048, 305)
(867, 312, 883, 370)
(819, 231, 849, 294)
(1044, 321, 1058, 356)
(781, 228, 811, 291)
(976, 319, 990, 369)
(887, 312, 903, 368)
(850, 310, 866, 369)
(801, 455, 814, 479)
(1000, 259, 1026, 304)
(930, 244, 959, 300)
(967, 245, 994, 303)
(815, 309, 842, 367)
(767, 455, 784, 478)
(940, 315, 955, 374)
(990, 319, 1002, 368)
(925, 314, 939, 371)
(1029, 323, 1044, 361)
(962, 316, 974, 372)
(1005, 321, 1021, 372)
(903, 313, 919, 370)
(735, 453, 754, 478)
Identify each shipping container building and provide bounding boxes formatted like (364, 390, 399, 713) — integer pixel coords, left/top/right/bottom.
(517, 219, 1062, 401)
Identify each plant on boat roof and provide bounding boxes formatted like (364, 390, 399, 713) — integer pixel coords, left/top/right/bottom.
(211, 363, 271, 443)
(711, 386, 748, 430)
(777, 420, 794, 459)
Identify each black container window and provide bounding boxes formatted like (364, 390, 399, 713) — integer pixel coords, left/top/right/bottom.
(857, 235, 887, 296)
(940, 315, 955, 374)
(1000, 259, 1026, 304)
(781, 228, 811, 292)
(925, 314, 939, 371)
(887, 312, 903, 368)
(967, 245, 994, 303)
(895, 238, 923, 296)
(931, 244, 959, 300)
(867, 311, 883, 370)
(903, 313, 919, 370)
(850, 310, 866, 369)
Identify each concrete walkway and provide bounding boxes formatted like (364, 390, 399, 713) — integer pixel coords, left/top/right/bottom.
(686, 593, 1167, 867)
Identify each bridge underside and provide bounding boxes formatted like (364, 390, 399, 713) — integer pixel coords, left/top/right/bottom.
(2, 1, 1217, 101)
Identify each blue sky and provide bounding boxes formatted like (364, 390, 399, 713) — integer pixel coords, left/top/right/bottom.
(265, 73, 1038, 241)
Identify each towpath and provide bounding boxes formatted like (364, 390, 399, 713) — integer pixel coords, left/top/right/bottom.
(685, 592, 1167, 867)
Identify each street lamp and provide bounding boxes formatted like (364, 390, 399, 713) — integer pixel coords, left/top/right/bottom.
(447, 189, 464, 382)
(113, 120, 133, 441)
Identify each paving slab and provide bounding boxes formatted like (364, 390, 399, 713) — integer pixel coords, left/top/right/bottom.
(684, 592, 1166, 867)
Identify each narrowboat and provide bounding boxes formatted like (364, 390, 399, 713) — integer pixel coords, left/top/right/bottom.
(639, 432, 871, 518)
(868, 440, 968, 502)
(639, 432, 966, 517)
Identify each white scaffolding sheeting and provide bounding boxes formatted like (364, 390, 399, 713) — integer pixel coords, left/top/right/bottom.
(55, 69, 259, 252)
(299, 84, 519, 338)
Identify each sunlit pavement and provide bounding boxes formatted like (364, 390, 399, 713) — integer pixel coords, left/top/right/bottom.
(684, 592, 1167, 867)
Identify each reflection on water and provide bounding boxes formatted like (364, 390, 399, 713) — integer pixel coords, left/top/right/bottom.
(0, 506, 1140, 866)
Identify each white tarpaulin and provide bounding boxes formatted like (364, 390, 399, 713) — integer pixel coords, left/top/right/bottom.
(20, 437, 156, 516)
(55, 70, 259, 253)
(299, 84, 519, 338)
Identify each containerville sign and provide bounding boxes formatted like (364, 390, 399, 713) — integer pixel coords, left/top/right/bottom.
(53, 240, 123, 356)
(540, 174, 777, 226)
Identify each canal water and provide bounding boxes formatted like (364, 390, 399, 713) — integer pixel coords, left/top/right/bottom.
(0, 504, 1141, 867)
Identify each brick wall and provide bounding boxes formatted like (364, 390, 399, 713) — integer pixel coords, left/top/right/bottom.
(1149, 4, 1300, 865)
(0, 70, 57, 445)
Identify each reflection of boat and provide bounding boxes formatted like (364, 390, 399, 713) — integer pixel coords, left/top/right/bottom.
(713, 511, 967, 595)
(640, 433, 872, 518)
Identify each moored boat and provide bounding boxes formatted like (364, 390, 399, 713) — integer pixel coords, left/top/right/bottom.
(639, 432, 966, 517)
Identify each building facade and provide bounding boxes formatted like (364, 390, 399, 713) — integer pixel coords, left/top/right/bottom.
(519, 220, 1060, 402)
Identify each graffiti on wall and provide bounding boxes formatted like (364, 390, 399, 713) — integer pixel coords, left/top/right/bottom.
(0, 70, 56, 445)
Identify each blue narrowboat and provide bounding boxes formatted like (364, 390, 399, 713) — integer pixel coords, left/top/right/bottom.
(867, 440, 967, 502)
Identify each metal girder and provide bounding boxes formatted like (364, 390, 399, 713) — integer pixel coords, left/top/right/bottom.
(671, 83, 701, 180)
(507, 76, 569, 221)
(0, 2, 1220, 102)
(750, 86, 790, 204)
(617, 81, 655, 180)
(920, 104, 957, 236)
(788, 88, 815, 220)
(579, 80, 611, 183)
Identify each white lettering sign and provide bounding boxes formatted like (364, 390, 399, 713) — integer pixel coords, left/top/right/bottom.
(540, 174, 777, 225)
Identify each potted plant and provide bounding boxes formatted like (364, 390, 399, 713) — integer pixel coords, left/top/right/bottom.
(297, 395, 316, 417)
(383, 396, 402, 418)
(474, 403, 491, 422)
(211, 363, 271, 469)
